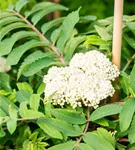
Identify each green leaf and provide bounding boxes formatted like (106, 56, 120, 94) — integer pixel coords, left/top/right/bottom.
(128, 115, 135, 144)
(56, 9, 80, 52)
(83, 132, 115, 150)
(124, 34, 135, 49)
(0, 11, 15, 19)
(120, 71, 130, 95)
(17, 51, 54, 79)
(0, 31, 38, 56)
(0, 73, 11, 92)
(97, 128, 116, 147)
(9, 105, 18, 119)
(0, 108, 7, 117)
(116, 143, 125, 150)
(78, 143, 94, 150)
(84, 35, 108, 50)
(51, 108, 86, 124)
(30, 94, 40, 111)
(0, 22, 30, 41)
(16, 90, 31, 103)
(0, 16, 22, 27)
(51, 27, 62, 44)
(90, 104, 122, 121)
(31, 4, 68, 25)
(7, 40, 49, 66)
(48, 141, 75, 150)
(65, 36, 86, 61)
(41, 17, 65, 34)
(0, 126, 5, 137)
(130, 64, 135, 94)
(15, 0, 29, 12)
(23, 57, 57, 77)
(25, 2, 55, 17)
(7, 119, 17, 134)
(127, 22, 135, 31)
(38, 118, 82, 137)
(0, 95, 18, 115)
(17, 82, 33, 94)
(94, 25, 112, 41)
(119, 98, 135, 132)
(37, 83, 45, 95)
(19, 102, 44, 119)
(93, 118, 109, 127)
(37, 118, 63, 139)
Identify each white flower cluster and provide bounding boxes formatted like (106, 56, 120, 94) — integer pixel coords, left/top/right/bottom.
(44, 50, 120, 109)
(0, 57, 11, 72)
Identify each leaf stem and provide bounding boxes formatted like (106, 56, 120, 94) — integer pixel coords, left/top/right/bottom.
(74, 107, 90, 150)
(122, 54, 135, 72)
(8, 9, 66, 65)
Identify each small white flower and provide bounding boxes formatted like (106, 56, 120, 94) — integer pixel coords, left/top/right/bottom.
(43, 50, 120, 109)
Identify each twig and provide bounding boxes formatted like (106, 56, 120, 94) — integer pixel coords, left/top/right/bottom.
(118, 138, 129, 143)
(122, 54, 135, 72)
(74, 107, 90, 150)
(2, 118, 37, 131)
(8, 9, 66, 65)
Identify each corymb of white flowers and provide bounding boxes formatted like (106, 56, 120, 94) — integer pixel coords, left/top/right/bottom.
(44, 50, 120, 109)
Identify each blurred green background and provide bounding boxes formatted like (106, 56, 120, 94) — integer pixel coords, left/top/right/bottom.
(1, 0, 135, 19)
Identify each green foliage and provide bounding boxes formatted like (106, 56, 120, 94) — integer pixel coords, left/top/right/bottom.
(0, 0, 135, 149)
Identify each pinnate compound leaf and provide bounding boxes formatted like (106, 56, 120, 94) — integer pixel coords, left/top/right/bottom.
(0, 31, 38, 56)
(119, 98, 135, 132)
(15, 0, 29, 12)
(90, 104, 122, 121)
(41, 17, 65, 34)
(7, 40, 49, 66)
(17, 51, 54, 79)
(130, 64, 135, 94)
(48, 141, 75, 150)
(30, 94, 40, 111)
(128, 115, 135, 144)
(83, 132, 115, 150)
(0, 22, 30, 41)
(78, 143, 94, 150)
(37, 118, 63, 139)
(31, 4, 68, 25)
(23, 57, 58, 77)
(56, 9, 80, 51)
(51, 108, 86, 124)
